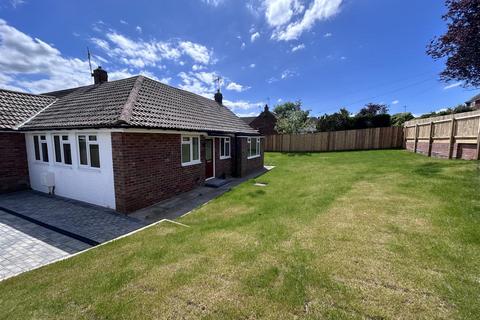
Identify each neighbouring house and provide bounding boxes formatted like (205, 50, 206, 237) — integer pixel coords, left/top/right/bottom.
(465, 93, 480, 110)
(0, 68, 264, 213)
(241, 105, 278, 135)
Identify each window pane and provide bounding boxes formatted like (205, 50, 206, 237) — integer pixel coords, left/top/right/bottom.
(33, 136, 40, 160)
(63, 143, 72, 165)
(62, 135, 68, 141)
(88, 135, 97, 141)
(54, 136, 62, 162)
(226, 141, 230, 157)
(182, 143, 191, 163)
(192, 137, 199, 160)
(41, 143, 49, 162)
(89, 144, 100, 168)
(220, 138, 225, 156)
(40, 135, 46, 140)
(182, 137, 190, 142)
(252, 139, 257, 156)
(78, 136, 88, 165)
(256, 139, 260, 155)
(205, 140, 212, 161)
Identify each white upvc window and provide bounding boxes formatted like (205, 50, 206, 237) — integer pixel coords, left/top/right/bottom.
(247, 137, 261, 159)
(181, 136, 201, 166)
(33, 135, 49, 163)
(53, 134, 72, 165)
(220, 137, 231, 159)
(77, 134, 101, 168)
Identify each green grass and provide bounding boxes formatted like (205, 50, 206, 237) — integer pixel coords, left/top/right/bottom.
(0, 150, 479, 319)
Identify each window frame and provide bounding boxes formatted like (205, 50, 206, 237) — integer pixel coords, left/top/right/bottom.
(181, 135, 201, 166)
(33, 134, 49, 163)
(76, 133, 101, 169)
(247, 137, 261, 159)
(219, 137, 231, 160)
(52, 134, 73, 166)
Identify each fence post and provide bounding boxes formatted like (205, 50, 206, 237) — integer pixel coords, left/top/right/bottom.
(448, 118, 456, 159)
(476, 117, 480, 160)
(413, 124, 419, 153)
(427, 121, 434, 157)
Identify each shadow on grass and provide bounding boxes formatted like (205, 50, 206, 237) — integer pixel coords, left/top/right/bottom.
(281, 152, 312, 157)
(412, 162, 447, 177)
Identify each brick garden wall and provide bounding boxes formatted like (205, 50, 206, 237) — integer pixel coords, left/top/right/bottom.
(405, 141, 478, 160)
(0, 132, 29, 193)
(111, 132, 205, 213)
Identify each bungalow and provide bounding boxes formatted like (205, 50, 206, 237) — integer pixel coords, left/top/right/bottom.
(0, 68, 264, 213)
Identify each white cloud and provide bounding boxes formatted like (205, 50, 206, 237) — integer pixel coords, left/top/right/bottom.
(10, 0, 26, 8)
(266, 0, 343, 41)
(392, 100, 399, 105)
(281, 69, 297, 79)
(202, 0, 224, 6)
(192, 64, 205, 71)
(224, 99, 263, 112)
(250, 63, 256, 68)
(291, 43, 305, 52)
(120, 20, 128, 25)
(324, 32, 332, 37)
(0, 19, 94, 93)
(178, 71, 219, 97)
(443, 82, 462, 90)
(90, 31, 213, 69)
(264, 0, 304, 28)
(226, 81, 250, 92)
(135, 26, 142, 33)
(250, 32, 260, 42)
(178, 41, 212, 64)
(241, 42, 246, 50)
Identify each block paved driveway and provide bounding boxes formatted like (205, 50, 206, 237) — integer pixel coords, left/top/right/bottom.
(0, 191, 146, 281)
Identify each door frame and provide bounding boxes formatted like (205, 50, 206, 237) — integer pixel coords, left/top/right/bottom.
(205, 137, 215, 180)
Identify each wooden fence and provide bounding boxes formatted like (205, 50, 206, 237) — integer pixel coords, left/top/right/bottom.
(404, 110, 480, 160)
(264, 127, 404, 152)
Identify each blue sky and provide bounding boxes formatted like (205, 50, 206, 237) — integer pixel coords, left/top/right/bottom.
(0, 0, 478, 117)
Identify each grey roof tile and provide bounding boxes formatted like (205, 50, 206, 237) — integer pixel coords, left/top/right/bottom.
(0, 89, 55, 130)
(21, 76, 258, 134)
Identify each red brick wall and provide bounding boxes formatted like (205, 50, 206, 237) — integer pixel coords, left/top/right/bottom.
(235, 137, 264, 177)
(111, 132, 205, 213)
(214, 138, 233, 178)
(249, 111, 277, 135)
(456, 143, 477, 160)
(415, 141, 429, 155)
(405, 140, 478, 160)
(0, 132, 29, 193)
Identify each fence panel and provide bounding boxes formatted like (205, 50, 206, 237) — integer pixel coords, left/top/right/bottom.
(404, 110, 480, 160)
(264, 127, 404, 152)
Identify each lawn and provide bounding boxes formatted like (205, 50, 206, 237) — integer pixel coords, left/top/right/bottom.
(0, 150, 479, 319)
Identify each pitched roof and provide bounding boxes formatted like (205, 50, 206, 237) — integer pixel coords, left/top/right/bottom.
(0, 89, 55, 130)
(466, 93, 480, 103)
(241, 116, 257, 125)
(21, 76, 258, 135)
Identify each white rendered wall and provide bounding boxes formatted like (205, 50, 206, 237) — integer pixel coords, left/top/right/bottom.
(24, 131, 116, 209)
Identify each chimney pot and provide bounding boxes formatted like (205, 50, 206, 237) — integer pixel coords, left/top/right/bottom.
(264, 104, 269, 112)
(214, 89, 223, 104)
(92, 66, 108, 84)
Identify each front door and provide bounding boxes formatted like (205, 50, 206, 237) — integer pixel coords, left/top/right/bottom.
(205, 139, 214, 179)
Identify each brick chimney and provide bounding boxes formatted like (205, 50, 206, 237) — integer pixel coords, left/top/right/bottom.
(92, 66, 108, 84)
(214, 89, 223, 104)
(264, 104, 269, 113)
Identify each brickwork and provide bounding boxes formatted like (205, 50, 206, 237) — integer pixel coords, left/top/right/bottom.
(214, 138, 233, 178)
(235, 137, 265, 177)
(456, 143, 477, 160)
(111, 133, 205, 213)
(406, 139, 477, 160)
(0, 132, 29, 193)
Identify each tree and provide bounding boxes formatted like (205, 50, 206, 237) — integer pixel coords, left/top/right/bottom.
(273, 101, 311, 134)
(427, 0, 480, 87)
(317, 108, 352, 131)
(357, 103, 389, 116)
(353, 103, 391, 129)
(391, 112, 414, 126)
